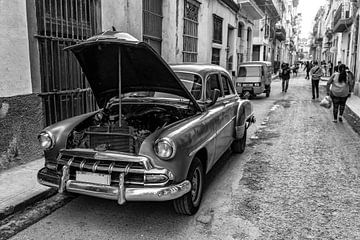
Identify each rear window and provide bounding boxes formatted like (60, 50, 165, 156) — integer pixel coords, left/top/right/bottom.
(238, 66, 261, 77)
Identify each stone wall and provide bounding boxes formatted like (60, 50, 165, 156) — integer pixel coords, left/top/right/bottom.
(0, 94, 44, 171)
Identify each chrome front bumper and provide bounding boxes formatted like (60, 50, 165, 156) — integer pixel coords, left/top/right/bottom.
(37, 167, 191, 204)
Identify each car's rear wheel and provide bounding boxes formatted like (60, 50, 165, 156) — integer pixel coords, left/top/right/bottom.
(231, 127, 247, 153)
(173, 157, 204, 215)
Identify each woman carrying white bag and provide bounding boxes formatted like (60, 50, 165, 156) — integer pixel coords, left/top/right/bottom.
(326, 64, 355, 123)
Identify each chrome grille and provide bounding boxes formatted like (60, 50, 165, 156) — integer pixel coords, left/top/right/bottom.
(57, 150, 149, 186)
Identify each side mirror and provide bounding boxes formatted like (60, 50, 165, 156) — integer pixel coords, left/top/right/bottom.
(207, 89, 220, 107)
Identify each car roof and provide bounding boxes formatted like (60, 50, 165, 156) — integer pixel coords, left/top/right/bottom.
(170, 64, 230, 76)
(239, 61, 271, 66)
(238, 64, 263, 67)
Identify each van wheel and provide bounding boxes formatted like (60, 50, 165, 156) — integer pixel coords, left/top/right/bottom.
(231, 127, 247, 153)
(173, 157, 204, 215)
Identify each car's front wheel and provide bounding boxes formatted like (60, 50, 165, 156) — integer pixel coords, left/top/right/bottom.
(173, 157, 204, 215)
(231, 127, 247, 153)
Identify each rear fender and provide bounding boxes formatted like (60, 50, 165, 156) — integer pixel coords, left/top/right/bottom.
(235, 100, 254, 139)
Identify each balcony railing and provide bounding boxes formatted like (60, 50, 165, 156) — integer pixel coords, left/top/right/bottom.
(333, 2, 356, 32)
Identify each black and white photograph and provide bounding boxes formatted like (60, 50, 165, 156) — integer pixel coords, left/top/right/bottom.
(0, 0, 360, 239)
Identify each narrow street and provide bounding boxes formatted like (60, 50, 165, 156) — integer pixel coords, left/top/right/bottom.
(8, 71, 360, 240)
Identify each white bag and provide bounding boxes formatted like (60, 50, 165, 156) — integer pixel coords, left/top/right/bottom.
(320, 95, 332, 109)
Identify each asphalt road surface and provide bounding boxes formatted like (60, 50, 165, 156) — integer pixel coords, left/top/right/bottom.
(11, 71, 360, 239)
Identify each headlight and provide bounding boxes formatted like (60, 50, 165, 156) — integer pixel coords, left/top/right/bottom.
(154, 138, 176, 160)
(236, 82, 241, 87)
(38, 132, 55, 150)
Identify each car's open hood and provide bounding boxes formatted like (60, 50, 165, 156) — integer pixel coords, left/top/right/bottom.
(66, 31, 201, 111)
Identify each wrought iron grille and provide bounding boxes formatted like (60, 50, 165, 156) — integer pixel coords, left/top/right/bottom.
(142, 0, 163, 54)
(183, 0, 199, 62)
(35, 0, 101, 125)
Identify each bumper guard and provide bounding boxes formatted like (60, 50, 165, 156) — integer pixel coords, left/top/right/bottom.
(37, 167, 191, 204)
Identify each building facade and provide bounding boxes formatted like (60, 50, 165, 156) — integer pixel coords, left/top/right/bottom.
(310, 0, 360, 96)
(0, 0, 271, 163)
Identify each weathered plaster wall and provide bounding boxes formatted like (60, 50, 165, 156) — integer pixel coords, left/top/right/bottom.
(0, 0, 32, 97)
(198, 0, 237, 69)
(101, 0, 142, 40)
(162, 0, 183, 63)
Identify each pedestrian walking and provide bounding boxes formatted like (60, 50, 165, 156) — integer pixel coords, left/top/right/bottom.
(328, 60, 333, 76)
(304, 61, 312, 79)
(310, 61, 323, 99)
(281, 63, 291, 92)
(334, 61, 341, 72)
(326, 64, 354, 122)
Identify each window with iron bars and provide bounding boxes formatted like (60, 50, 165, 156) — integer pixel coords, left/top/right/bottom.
(183, 0, 200, 62)
(143, 0, 163, 54)
(35, 0, 101, 125)
(213, 14, 223, 44)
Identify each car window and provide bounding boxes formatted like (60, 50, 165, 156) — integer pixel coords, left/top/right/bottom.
(174, 72, 203, 100)
(221, 74, 234, 95)
(238, 66, 261, 77)
(221, 75, 230, 95)
(206, 73, 222, 100)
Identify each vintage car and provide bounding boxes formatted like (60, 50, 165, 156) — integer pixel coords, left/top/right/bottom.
(37, 31, 255, 215)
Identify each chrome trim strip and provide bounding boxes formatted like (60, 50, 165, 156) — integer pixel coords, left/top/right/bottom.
(67, 157, 74, 167)
(216, 116, 236, 135)
(124, 163, 131, 175)
(108, 162, 115, 174)
(60, 148, 152, 170)
(92, 161, 100, 172)
(189, 132, 217, 157)
(79, 160, 86, 171)
(94, 153, 151, 170)
(189, 116, 236, 157)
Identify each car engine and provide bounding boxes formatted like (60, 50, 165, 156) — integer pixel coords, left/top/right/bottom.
(67, 100, 193, 154)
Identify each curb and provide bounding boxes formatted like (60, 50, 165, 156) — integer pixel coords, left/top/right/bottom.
(0, 188, 57, 221)
(345, 103, 360, 135)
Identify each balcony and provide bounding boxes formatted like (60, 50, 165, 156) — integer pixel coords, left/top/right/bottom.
(253, 0, 281, 21)
(238, 0, 264, 20)
(275, 26, 286, 41)
(333, 2, 356, 32)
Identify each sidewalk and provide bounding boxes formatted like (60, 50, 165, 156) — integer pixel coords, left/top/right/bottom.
(0, 158, 55, 220)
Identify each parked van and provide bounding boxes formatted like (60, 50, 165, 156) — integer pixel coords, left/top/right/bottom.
(235, 61, 272, 98)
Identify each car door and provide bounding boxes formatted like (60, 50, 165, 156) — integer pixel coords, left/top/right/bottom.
(204, 72, 226, 168)
(217, 73, 237, 154)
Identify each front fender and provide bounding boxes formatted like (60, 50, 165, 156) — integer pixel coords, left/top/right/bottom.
(43, 111, 98, 162)
(139, 113, 213, 182)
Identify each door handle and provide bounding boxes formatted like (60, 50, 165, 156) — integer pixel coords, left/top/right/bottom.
(223, 100, 230, 105)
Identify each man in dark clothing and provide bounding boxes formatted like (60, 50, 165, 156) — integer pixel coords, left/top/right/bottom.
(281, 63, 291, 92)
(310, 61, 323, 99)
(328, 60, 333, 76)
(334, 61, 341, 72)
(304, 61, 312, 79)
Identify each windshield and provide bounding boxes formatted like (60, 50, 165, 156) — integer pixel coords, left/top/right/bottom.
(238, 66, 261, 77)
(123, 72, 203, 100)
